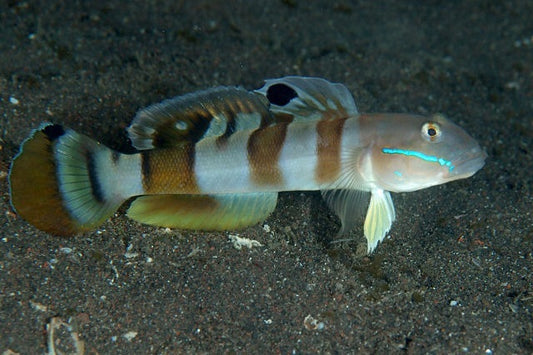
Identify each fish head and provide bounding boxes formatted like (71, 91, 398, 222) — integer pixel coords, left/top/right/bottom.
(367, 113, 487, 192)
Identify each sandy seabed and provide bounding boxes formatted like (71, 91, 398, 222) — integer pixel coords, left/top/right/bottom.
(1, 1, 532, 353)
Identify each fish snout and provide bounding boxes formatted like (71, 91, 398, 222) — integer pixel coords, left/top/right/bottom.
(449, 146, 487, 179)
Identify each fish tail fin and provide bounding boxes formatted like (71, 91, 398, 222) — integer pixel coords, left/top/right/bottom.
(9, 123, 138, 235)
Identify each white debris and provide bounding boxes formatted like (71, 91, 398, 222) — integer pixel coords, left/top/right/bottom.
(505, 81, 520, 90)
(186, 247, 201, 258)
(514, 35, 533, 47)
(124, 243, 138, 258)
(29, 300, 49, 312)
(229, 234, 263, 250)
(124, 252, 139, 259)
(9, 97, 19, 105)
(303, 314, 325, 331)
(263, 224, 271, 233)
(122, 331, 138, 341)
(450, 300, 458, 306)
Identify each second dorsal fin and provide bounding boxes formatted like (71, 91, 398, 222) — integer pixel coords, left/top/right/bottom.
(127, 86, 273, 150)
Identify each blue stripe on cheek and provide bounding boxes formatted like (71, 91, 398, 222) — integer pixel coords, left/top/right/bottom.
(382, 148, 454, 172)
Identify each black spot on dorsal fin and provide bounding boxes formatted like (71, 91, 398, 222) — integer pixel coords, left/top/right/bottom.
(266, 83, 298, 106)
(255, 77, 359, 123)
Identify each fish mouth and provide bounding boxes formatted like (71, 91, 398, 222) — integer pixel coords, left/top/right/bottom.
(449, 149, 487, 179)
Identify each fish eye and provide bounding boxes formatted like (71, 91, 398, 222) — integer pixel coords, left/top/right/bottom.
(421, 122, 442, 142)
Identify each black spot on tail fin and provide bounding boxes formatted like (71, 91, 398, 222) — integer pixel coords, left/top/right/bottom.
(42, 124, 65, 141)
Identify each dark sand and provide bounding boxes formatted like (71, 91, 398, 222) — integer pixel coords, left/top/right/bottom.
(1, 1, 532, 353)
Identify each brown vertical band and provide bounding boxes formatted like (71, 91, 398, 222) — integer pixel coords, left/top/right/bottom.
(315, 118, 346, 183)
(141, 143, 199, 194)
(247, 123, 289, 186)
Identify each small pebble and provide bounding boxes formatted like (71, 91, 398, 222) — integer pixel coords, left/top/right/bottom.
(122, 331, 138, 341)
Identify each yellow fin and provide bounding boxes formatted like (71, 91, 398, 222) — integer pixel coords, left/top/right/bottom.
(127, 87, 272, 150)
(364, 189, 396, 254)
(9, 123, 123, 235)
(9, 125, 79, 235)
(126, 193, 278, 230)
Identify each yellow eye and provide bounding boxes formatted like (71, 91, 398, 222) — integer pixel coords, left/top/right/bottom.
(421, 122, 442, 142)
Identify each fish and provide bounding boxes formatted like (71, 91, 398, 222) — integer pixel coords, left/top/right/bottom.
(8, 76, 487, 253)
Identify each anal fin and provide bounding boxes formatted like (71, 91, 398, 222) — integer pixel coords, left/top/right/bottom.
(126, 192, 278, 230)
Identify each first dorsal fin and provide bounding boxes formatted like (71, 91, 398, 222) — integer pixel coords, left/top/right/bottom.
(127, 86, 272, 150)
(254, 76, 358, 122)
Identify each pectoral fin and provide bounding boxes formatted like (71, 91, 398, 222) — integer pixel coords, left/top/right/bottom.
(127, 192, 278, 230)
(364, 189, 396, 253)
(321, 189, 369, 234)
